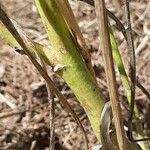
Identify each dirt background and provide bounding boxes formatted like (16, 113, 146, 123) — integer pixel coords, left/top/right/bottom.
(0, 0, 149, 149)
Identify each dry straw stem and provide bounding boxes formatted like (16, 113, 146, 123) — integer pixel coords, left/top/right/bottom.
(95, 0, 128, 150)
(40, 60, 55, 150)
(136, 79, 150, 100)
(0, 7, 88, 150)
(80, 1, 148, 148)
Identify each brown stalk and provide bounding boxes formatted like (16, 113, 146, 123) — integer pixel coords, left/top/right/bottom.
(79, 0, 150, 103)
(95, 0, 127, 150)
(136, 78, 150, 101)
(40, 60, 55, 150)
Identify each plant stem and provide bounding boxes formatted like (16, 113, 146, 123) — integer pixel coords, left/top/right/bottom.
(95, 0, 127, 149)
(34, 0, 105, 141)
(123, 0, 136, 141)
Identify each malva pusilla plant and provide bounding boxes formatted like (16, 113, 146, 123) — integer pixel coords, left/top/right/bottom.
(0, 0, 148, 149)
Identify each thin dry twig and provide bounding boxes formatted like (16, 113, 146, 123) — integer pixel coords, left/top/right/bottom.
(136, 78, 150, 101)
(0, 93, 17, 109)
(124, 0, 136, 140)
(48, 84, 55, 150)
(30, 140, 37, 150)
(134, 138, 150, 143)
(95, 0, 127, 149)
(40, 60, 55, 150)
(0, 109, 25, 119)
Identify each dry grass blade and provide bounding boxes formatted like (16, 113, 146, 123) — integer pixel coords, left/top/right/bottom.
(136, 78, 150, 101)
(0, 7, 88, 150)
(95, 0, 127, 149)
(40, 60, 55, 150)
(100, 102, 116, 150)
(47, 82, 55, 150)
(0, 109, 25, 119)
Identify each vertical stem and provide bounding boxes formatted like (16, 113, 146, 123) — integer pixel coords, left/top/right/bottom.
(95, 0, 127, 149)
(49, 89, 55, 150)
(124, 0, 136, 140)
(41, 61, 55, 150)
(34, 0, 105, 141)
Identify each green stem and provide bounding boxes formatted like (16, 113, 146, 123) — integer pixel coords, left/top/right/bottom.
(34, 0, 105, 140)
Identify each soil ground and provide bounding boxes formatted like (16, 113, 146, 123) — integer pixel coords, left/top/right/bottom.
(0, 0, 149, 149)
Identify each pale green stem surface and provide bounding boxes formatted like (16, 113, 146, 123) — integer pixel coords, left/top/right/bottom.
(34, 0, 105, 140)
